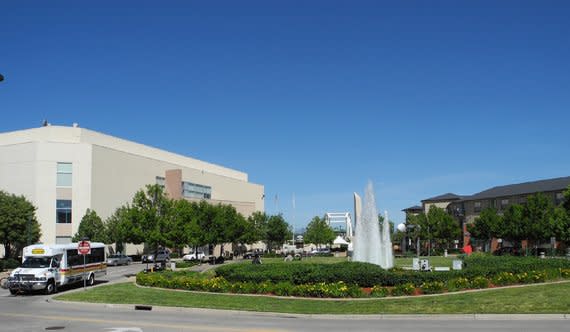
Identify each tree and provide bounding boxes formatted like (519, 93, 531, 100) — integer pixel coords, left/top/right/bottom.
(427, 206, 461, 249)
(72, 209, 108, 243)
(241, 211, 268, 245)
(126, 184, 173, 252)
(105, 206, 131, 254)
(523, 193, 554, 247)
(548, 207, 569, 246)
(304, 216, 335, 249)
(168, 199, 200, 256)
(467, 208, 501, 251)
(265, 214, 291, 252)
(562, 185, 570, 212)
(499, 204, 526, 249)
(0, 190, 41, 259)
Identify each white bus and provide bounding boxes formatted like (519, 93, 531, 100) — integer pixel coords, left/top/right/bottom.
(7, 242, 107, 295)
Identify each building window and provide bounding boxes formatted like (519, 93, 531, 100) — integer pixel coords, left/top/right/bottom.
(57, 162, 72, 187)
(156, 176, 165, 188)
(500, 199, 509, 210)
(474, 201, 481, 213)
(56, 200, 72, 223)
(182, 181, 212, 199)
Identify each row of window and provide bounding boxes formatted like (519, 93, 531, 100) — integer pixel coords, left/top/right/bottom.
(57, 162, 73, 224)
(182, 181, 212, 199)
(66, 247, 105, 266)
(155, 177, 213, 199)
(472, 192, 566, 213)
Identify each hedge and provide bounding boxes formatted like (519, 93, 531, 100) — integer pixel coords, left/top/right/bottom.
(136, 267, 570, 298)
(214, 255, 570, 287)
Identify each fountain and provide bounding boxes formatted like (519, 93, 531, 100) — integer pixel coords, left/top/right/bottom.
(352, 182, 394, 269)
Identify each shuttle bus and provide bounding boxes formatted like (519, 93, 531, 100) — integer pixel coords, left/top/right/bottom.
(7, 242, 107, 295)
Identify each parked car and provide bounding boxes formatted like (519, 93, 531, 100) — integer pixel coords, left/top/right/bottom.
(311, 248, 331, 255)
(142, 249, 170, 263)
(182, 252, 205, 261)
(107, 254, 133, 266)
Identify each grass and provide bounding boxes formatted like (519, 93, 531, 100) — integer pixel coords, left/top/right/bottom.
(246, 255, 458, 268)
(55, 281, 570, 314)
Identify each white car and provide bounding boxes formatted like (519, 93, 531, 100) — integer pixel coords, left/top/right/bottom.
(107, 254, 133, 266)
(182, 252, 205, 261)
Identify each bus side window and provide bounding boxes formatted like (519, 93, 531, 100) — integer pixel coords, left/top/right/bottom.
(52, 256, 60, 268)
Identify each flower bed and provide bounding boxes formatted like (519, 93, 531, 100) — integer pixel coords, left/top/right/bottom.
(136, 266, 570, 298)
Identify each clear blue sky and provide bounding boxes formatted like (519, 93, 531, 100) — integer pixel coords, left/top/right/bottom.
(1, 1, 569, 231)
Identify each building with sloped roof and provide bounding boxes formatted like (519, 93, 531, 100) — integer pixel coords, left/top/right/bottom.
(407, 176, 570, 249)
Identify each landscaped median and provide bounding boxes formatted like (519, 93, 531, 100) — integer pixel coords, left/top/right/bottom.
(136, 255, 570, 298)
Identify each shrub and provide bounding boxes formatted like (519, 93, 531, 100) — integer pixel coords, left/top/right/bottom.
(420, 281, 445, 294)
(447, 277, 470, 292)
(391, 283, 416, 296)
(370, 285, 389, 297)
(560, 268, 570, 278)
(470, 276, 489, 289)
(516, 271, 547, 284)
(273, 282, 294, 296)
(1, 258, 20, 270)
(491, 272, 518, 286)
(173, 261, 199, 269)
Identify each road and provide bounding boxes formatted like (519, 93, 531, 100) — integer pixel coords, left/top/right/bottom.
(1, 263, 568, 331)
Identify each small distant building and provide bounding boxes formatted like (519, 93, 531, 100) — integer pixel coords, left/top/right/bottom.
(325, 212, 353, 239)
(401, 205, 423, 220)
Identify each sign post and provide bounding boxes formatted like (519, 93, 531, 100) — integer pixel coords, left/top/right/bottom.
(78, 240, 91, 290)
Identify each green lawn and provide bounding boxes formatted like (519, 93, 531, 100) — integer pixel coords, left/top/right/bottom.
(55, 281, 570, 314)
(247, 255, 458, 268)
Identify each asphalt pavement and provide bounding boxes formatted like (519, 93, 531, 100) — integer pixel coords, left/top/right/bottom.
(1, 262, 569, 331)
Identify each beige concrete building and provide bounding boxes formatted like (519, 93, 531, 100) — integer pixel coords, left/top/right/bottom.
(0, 125, 264, 251)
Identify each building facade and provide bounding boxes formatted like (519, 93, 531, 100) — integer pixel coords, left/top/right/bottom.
(0, 125, 264, 250)
(407, 176, 570, 251)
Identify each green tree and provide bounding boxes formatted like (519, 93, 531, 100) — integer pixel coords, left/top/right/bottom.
(304, 216, 335, 249)
(562, 185, 570, 212)
(467, 208, 501, 251)
(72, 209, 108, 243)
(105, 206, 131, 254)
(523, 193, 554, 247)
(127, 184, 173, 252)
(265, 214, 291, 252)
(167, 199, 200, 256)
(547, 206, 569, 246)
(427, 206, 461, 249)
(241, 211, 268, 245)
(0, 190, 41, 259)
(499, 204, 526, 249)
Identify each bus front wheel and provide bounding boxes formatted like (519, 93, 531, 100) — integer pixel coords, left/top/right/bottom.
(44, 280, 56, 295)
(87, 273, 95, 286)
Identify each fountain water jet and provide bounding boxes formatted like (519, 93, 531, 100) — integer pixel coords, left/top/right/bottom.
(353, 182, 394, 269)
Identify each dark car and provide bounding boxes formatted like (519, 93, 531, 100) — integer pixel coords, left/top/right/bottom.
(493, 247, 521, 256)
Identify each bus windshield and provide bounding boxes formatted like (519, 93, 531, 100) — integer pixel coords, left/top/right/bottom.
(22, 256, 52, 268)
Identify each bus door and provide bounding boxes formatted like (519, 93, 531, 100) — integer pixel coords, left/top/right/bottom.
(51, 255, 63, 285)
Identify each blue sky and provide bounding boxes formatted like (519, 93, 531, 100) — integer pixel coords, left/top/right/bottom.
(1, 1, 569, 231)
